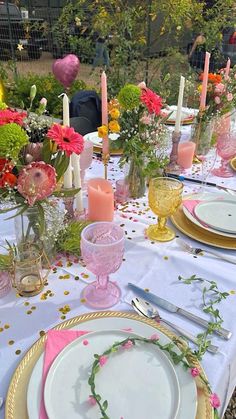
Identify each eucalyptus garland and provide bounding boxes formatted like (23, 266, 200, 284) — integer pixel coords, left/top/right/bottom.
(87, 336, 220, 419)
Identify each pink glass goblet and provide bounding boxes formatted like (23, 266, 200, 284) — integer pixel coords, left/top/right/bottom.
(80, 139, 93, 189)
(80, 222, 125, 309)
(212, 132, 236, 178)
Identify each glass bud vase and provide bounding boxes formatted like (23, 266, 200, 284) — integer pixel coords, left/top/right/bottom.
(14, 200, 65, 263)
(126, 157, 146, 199)
(191, 118, 215, 156)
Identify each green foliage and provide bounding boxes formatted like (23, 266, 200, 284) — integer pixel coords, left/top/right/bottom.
(56, 220, 91, 256)
(7, 74, 87, 118)
(0, 252, 13, 271)
(178, 274, 230, 360)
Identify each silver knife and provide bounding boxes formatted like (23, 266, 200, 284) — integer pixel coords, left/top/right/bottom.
(128, 283, 232, 340)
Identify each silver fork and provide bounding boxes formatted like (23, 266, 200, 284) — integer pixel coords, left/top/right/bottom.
(177, 238, 236, 265)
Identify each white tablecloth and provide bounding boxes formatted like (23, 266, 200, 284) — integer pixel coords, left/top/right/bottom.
(0, 146, 236, 419)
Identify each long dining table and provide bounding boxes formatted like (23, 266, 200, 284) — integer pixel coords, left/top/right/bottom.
(0, 129, 236, 419)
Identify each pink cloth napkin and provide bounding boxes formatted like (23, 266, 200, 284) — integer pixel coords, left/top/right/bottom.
(39, 329, 89, 419)
(183, 199, 209, 228)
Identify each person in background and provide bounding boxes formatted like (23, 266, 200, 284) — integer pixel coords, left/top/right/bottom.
(91, 32, 110, 72)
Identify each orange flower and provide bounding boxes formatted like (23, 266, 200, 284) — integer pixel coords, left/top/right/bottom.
(109, 108, 120, 119)
(0, 172, 17, 188)
(108, 99, 120, 111)
(199, 73, 222, 84)
(108, 120, 120, 133)
(98, 125, 108, 138)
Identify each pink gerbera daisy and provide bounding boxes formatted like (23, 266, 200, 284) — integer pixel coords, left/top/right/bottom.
(47, 124, 84, 156)
(17, 161, 57, 206)
(0, 109, 27, 126)
(140, 88, 163, 116)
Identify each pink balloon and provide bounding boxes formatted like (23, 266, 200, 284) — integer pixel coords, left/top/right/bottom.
(52, 54, 80, 88)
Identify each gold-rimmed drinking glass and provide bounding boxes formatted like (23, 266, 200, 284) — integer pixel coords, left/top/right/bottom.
(147, 177, 183, 242)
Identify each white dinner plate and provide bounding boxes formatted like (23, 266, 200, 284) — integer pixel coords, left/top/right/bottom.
(27, 316, 197, 419)
(44, 330, 180, 419)
(84, 131, 119, 148)
(161, 106, 197, 125)
(194, 199, 236, 234)
(183, 193, 236, 239)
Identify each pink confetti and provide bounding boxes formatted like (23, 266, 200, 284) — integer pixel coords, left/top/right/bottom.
(83, 339, 89, 346)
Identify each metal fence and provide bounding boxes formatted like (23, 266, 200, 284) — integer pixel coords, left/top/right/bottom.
(0, 1, 236, 77)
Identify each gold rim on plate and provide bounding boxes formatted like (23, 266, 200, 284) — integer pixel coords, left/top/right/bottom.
(171, 205, 236, 250)
(5, 311, 213, 419)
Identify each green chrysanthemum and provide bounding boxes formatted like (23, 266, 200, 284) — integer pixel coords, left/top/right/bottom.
(118, 84, 141, 110)
(0, 123, 29, 160)
(0, 101, 7, 110)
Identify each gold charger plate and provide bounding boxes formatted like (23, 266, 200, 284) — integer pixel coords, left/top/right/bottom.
(5, 311, 213, 419)
(165, 117, 194, 126)
(171, 205, 236, 250)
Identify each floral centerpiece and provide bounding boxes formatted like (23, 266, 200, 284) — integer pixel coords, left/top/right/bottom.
(193, 67, 236, 154)
(98, 83, 169, 198)
(0, 97, 84, 257)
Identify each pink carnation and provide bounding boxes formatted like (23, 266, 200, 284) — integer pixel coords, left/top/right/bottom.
(214, 96, 221, 104)
(122, 340, 133, 349)
(0, 109, 27, 126)
(141, 88, 163, 116)
(17, 161, 57, 206)
(190, 367, 200, 377)
(227, 93, 233, 101)
(99, 355, 108, 367)
(47, 124, 84, 156)
(138, 81, 147, 90)
(140, 114, 152, 125)
(209, 393, 221, 409)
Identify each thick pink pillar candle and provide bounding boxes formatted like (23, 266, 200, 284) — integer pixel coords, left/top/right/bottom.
(177, 142, 196, 169)
(200, 52, 211, 110)
(101, 71, 109, 155)
(225, 58, 231, 78)
(87, 178, 114, 221)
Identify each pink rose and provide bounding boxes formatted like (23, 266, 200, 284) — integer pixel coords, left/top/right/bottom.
(214, 83, 225, 95)
(150, 333, 160, 341)
(88, 396, 97, 406)
(122, 340, 133, 349)
(99, 355, 108, 367)
(227, 93, 233, 101)
(209, 393, 221, 408)
(190, 367, 200, 377)
(214, 96, 221, 104)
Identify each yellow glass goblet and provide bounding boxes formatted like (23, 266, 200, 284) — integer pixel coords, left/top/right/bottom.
(147, 177, 183, 242)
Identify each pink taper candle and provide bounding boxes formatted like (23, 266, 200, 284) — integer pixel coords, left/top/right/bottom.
(200, 52, 211, 110)
(225, 58, 231, 78)
(87, 178, 114, 221)
(101, 71, 109, 155)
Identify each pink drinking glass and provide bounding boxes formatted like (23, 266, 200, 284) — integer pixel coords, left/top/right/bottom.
(212, 132, 236, 178)
(80, 222, 125, 309)
(80, 139, 93, 189)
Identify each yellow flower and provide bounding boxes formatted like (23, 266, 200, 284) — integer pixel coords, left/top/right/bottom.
(230, 290, 236, 295)
(108, 99, 120, 111)
(98, 125, 108, 138)
(108, 120, 120, 133)
(109, 108, 120, 120)
(198, 85, 202, 93)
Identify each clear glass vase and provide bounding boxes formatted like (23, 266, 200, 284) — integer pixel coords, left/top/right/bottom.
(126, 157, 146, 199)
(191, 118, 215, 156)
(14, 200, 65, 263)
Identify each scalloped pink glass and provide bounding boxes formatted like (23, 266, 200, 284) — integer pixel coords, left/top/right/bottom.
(211, 132, 236, 178)
(0, 271, 12, 298)
(80, 139, 93, 189)
(80, 222, 125, 309)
